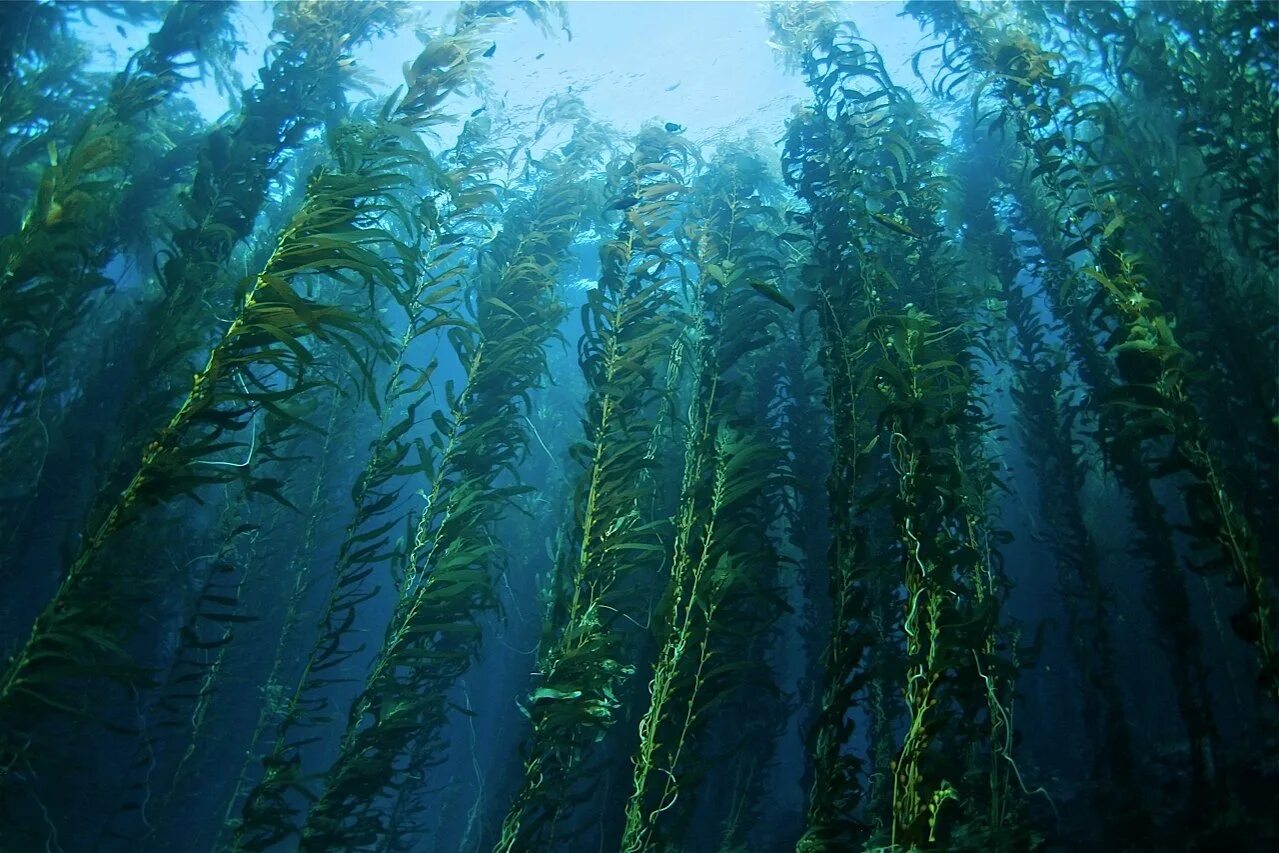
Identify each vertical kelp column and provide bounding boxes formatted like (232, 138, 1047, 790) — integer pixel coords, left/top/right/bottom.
(495, 126, 696, 852)
(0, 2, 125, 233)
(619, 148, 792, 852)
(0, 53, 429, 794)
(108, 392, 341, 850)
(223, 24, 505, 850)
(888, 123, 1025, 845)
(954, 132, 1136, 831)
(907, 1, 1274, 703)
(194, 393, 344, 850)
(292, 11, 584, 849)
(702, 186, 806, 850)
(1121, 0, 1277, 269)
(0, 0, 237, 499)
(772, 4, 1022, 846)
(107, 0, 403, 462)
(768, 9, 884, 848)
(909, 7, 1271, 807)
(1005, 158, 1226, 799)
(377, 111, 609, 850)
(0, 0, 404, 593)
(1023, 0, 1278, 551)
(765, 265, 833, 839)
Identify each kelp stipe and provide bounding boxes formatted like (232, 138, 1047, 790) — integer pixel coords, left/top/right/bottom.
(495, 124, 694, 852)
(951, 127, 1140, 843)
(907, 0, 1275, 704)
(297, 10, 579, 849)
(0, 1, 239, 560)
(772, 5, 1032, 846)
(108, 0, 403, 465)
(225, 18, 513, 851)
(1024, 1, 1278, 537)
(619, 145, 793, 852)
(0, 1, 1275, 848)
(0, 46, 417, 803)
(0, 0, 405, 672)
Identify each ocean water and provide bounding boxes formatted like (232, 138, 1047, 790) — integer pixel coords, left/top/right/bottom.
(0, 1, 1275, 851)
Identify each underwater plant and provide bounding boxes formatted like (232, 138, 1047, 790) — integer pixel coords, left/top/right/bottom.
(0, 1, 238, 541)
(0, 31, 420, 804)
(907, 0, 1276, 706)
(0, 5, 111, 236)
(495, 124, 694, 852)
(295, 15, 585, 852)
(224, 15, 541, 850)
(619, 146, 791, 852)
(774, 5, 1030, 846)
(1023, 0, 1279, 580)
(108, 0, 403, 461)
(0, 1, 1275, 849)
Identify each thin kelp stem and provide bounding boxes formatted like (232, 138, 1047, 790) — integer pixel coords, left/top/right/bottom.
(906, 0, 1276, 705)
(620, 150, 791, 852)
(774, 7, 1025, 845)
(495, 126, 695, 852)
(0, 82, 417, 784)
(300, 37, 590, 849)
(0, 0, 239, 545)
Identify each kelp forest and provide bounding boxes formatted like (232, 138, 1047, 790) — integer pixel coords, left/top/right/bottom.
(0, 1, 1275, 850)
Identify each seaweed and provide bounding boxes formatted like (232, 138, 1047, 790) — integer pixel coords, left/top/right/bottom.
(0, 1, 1274, 849)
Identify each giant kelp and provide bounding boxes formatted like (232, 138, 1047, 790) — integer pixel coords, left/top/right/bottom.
(0, 1, 1275, 851)
(0, 1, 239, 556)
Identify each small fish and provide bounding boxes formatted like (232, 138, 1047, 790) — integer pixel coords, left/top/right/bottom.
(535, 52, 545, 60)
(470, 107, 486, 118)
(609, 196, 640, 211)
(871, 212, 918, 239)
(749, 279, 796, 312)
(483, 43, 496, 58)
(664, 122, 684, 134)
(116, 24, 127, 38)
(664, 82, 681, 92)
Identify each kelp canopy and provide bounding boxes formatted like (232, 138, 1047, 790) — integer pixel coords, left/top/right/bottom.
(0, 1, 1275, 851)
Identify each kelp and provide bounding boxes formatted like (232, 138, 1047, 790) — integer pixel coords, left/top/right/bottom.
(227, 22, 505, 852)
(114, 0, 401, 439)
(0, 0, 236, 366)
(1009, 165, 1224, 806)
(619, 147, 792, 852)
(0, 62, 419, 787)
(1003, 224, 1137, 834)
(297, 18, 586, 849)
(0, 1, 237, 523)
(0, 6, 108, 236)
(213, 391, 346, 851)
(956, 129, 1136, 838)
(1023, 0, 1279, 580)
(0, 0, 400, 621)
(776, 8, 1024, 847)
(906, 0, 1276, 703)
(495, 125, 696, 851)
(772, 10, 892, 846)
(0, 1, 1275, 849)
(904, 8, 1249, 818)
